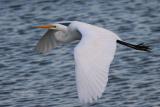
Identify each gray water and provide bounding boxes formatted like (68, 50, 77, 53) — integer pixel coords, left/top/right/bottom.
(0, 0, 160, 107)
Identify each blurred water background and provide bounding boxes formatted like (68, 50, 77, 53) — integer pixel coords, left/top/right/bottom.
(0, 0, 160, 107)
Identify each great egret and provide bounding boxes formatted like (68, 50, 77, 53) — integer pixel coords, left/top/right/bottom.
(33, 21, 150, 104)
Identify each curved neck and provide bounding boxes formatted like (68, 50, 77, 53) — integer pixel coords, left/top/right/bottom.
(64, 27, 81, 42)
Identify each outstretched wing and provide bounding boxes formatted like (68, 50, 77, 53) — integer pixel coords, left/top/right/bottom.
(73, 22, 118, 104)
(35, 30, 65, 53)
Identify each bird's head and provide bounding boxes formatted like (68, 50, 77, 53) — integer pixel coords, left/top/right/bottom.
(33, 23, 67, 32)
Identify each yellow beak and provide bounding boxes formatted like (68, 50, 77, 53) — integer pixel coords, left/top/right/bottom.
(32, 24, 56, 29)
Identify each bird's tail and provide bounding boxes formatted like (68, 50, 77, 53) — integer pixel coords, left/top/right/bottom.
(117, 40, 151, 52)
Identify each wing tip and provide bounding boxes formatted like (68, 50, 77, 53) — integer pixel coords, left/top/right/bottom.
(78, 91, 104, 104)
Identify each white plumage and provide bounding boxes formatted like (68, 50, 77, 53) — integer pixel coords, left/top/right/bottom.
(33, 21, 120, 103)
(73, 22, 119, 103)
(33, 21, 150, 104)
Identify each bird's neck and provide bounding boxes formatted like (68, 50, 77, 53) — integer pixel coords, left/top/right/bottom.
(63, 27, 81, 43)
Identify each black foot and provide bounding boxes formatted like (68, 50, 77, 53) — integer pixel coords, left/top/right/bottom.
(136, 43, 151, 52)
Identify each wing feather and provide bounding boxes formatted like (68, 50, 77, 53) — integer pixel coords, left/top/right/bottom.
(35, 30, 64, 53)
(73, 22, 118, 104)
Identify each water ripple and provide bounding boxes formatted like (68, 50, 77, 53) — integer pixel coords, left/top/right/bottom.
(0, 0, 160, 107)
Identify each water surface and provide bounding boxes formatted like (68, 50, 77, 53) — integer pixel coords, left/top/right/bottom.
(0, 0, 160, 107)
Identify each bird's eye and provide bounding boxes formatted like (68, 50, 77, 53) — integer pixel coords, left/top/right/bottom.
(53, 25, 56, 28)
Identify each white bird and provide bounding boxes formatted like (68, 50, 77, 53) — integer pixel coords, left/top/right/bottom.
(33, 21, 150, 104)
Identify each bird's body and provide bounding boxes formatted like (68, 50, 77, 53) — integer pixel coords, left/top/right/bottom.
(33, 21, 150, 104)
